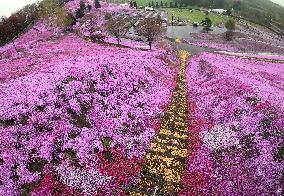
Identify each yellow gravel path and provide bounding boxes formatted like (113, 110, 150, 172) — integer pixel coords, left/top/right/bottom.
(129, 50, 191, 195)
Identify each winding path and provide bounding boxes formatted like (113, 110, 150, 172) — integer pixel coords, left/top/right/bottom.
(129, 50, 191, 195)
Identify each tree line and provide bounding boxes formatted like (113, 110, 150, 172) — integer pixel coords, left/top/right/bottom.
(0, 0, 103, 48)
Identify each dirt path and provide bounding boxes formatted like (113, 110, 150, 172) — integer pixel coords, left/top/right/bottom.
(129, 50, 191, 195)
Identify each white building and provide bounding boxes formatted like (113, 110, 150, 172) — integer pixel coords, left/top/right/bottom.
(211, 9, 227, 14)
(145, 6, 154, 11)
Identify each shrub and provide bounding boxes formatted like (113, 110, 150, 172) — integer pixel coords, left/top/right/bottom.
(104, 13, 112, 21)
(202, 17, 212, 33)
(95, 0, 101, 9)
(63, 13, 76, 30)
(224, 19, 236, 41)
(75, 8, 84, 19)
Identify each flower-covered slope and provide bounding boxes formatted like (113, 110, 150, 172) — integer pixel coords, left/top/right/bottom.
(0, 20, 178, 196)
(181, 53, 284, 195)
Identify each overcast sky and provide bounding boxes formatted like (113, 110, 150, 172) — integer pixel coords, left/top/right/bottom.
(0, 0, 41, 17)
(0, 0, 284, 17)
(271, 0, 284, 7)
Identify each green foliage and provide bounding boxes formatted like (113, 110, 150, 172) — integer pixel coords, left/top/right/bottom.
(101, 137, 111, 148)
(63, 13, 76, 29)
(156, 2, 159, 8)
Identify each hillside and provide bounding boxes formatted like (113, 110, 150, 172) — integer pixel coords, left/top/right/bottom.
(0, 0, 283, 195)
(131, 0, 284, 29)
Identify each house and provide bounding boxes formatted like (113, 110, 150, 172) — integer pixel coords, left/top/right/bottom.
(211, 9, 227, 14)
(145, 6, 154, 11)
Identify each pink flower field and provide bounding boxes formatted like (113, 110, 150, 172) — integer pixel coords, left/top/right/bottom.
(182, 52, 284, 195)
(0, 11, 178, 195)
(0, 0, 284, 195)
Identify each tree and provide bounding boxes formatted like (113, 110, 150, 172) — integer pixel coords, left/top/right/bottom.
(130, 1, 134, 7)
(6, 13, 28, 54)
(136, 18, 162, 50)
(169, 2, 173, 8)
(133, 1, 137, 9)
(106, 16, 129, 46)
(224, 18, 235, 41)
(160, 1, 164, 7)
(95, 0, 101, 9)
(226, 8, 232, 16)
(156, 2, 159, 8)
(75, 8, 84, 19)
(151, 1, 155, 7)
(174, 2, 178, 8)
(79, 0, 86, 10)
(202, 17, 212, 33)
(165, 2, 168, 7)
(233, 0, 242, 11)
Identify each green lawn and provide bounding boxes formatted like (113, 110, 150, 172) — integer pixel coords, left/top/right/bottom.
(137, 0, 173, 7)
(164, 8, 229, 26)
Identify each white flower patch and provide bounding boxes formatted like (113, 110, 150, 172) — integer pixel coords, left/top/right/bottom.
(200, 124, 240, 151)
(55, 165, 112, 194)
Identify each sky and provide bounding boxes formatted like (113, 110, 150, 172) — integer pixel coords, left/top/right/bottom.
(0, 0, 284, 17)
(271, 0, 284, 6)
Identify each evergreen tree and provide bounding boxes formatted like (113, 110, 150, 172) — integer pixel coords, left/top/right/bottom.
(148, 2, 151, 7)
(133, 1, 137, 8)
(151, 1, 155, 7)
(156, 2, 159, 8)
(202, 17, 212, 33)
(160, 1, 163, 7)
(165, 2, 168, 7)
(75, 8, 84, 18)
(226, 8, 232, 16)
(169, 2, 173, 8)
(174, 2, 178, 8)
(130, 1, 133, 7)
(95, 0, 101, 9)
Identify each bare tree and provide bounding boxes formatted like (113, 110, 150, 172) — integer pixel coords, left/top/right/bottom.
(105, 16, 129, 46)
(136, 17, 162, 50)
